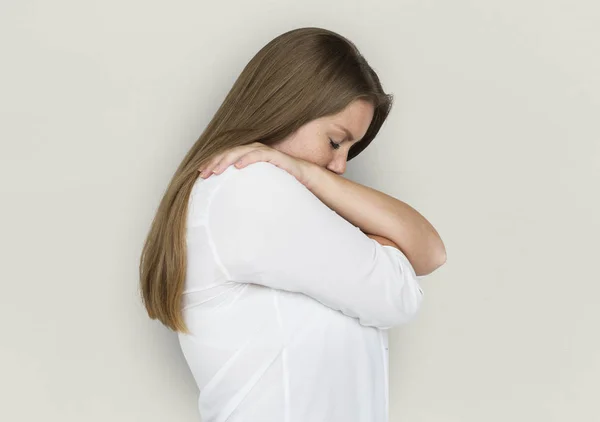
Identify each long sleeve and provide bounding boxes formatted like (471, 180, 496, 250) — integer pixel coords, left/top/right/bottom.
(206, 162, 424, 329)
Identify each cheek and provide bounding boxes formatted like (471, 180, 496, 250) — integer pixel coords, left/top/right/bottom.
(282, 123, 334, 167)
(298, 146, 331, 167)
(295, 136, 332, 166)
(312, 143, 335, 166)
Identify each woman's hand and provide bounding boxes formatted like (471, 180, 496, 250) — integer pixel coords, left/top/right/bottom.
(198, 142, 316, 187)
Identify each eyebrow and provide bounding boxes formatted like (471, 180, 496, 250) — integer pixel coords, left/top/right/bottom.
(332, 123, 357, 142)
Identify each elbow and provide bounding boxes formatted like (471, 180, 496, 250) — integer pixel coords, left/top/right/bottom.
(436, 244, 447, 267)
(420, 236, 447, 275)
(414, 249, 447, 277)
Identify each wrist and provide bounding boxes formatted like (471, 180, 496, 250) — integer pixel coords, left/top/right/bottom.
(301, 161, 326, 191)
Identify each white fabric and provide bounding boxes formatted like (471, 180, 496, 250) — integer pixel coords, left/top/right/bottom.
(178, 162, 424, 422)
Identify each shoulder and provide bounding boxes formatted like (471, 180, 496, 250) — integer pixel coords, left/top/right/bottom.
(210, 162, 322, 214)
(203, 163, 310, 232)
(225, 161, 294, 180)
(217, 162, 305, 195)
(192, 161, 299, 197)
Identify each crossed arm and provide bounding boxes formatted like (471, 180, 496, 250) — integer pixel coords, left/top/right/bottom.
(199, 144, 447, 276)
(304, 164, 447, 277)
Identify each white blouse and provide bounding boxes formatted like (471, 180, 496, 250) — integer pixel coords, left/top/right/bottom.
(178, 162, 424, 422)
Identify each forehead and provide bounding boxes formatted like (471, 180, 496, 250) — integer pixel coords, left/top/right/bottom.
(329, 99, 374, 138)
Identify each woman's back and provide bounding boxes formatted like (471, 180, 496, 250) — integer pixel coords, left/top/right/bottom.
(178, 162, 424, 422)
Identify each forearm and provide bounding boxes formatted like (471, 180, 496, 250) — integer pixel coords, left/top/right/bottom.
(305, 164, 446, 276)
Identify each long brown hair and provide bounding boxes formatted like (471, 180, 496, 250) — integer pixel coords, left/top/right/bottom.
(139, 27, 393, 333)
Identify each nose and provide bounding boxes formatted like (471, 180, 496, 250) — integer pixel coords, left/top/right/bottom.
(327, 156, 347, 175)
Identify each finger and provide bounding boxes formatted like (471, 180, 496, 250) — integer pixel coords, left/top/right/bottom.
(212, 144, 269, 174)
(200, 152, 236, 177)
(234, 149, 277, 169)
(198, 155, 220, 172)
(198, 157, 221, 178)
(212, 150, 250, 174)
(200, 144, 267, 177)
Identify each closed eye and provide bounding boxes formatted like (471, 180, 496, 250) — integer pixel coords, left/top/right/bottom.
(329, 138, 341, 150)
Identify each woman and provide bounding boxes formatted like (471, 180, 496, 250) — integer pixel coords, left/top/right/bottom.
(140, 27, 446, 422)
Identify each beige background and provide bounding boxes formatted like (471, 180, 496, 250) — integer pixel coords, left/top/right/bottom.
(1, 1, 598, 421)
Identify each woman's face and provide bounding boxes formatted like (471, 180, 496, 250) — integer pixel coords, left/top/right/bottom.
(271, 99, 375, 175)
